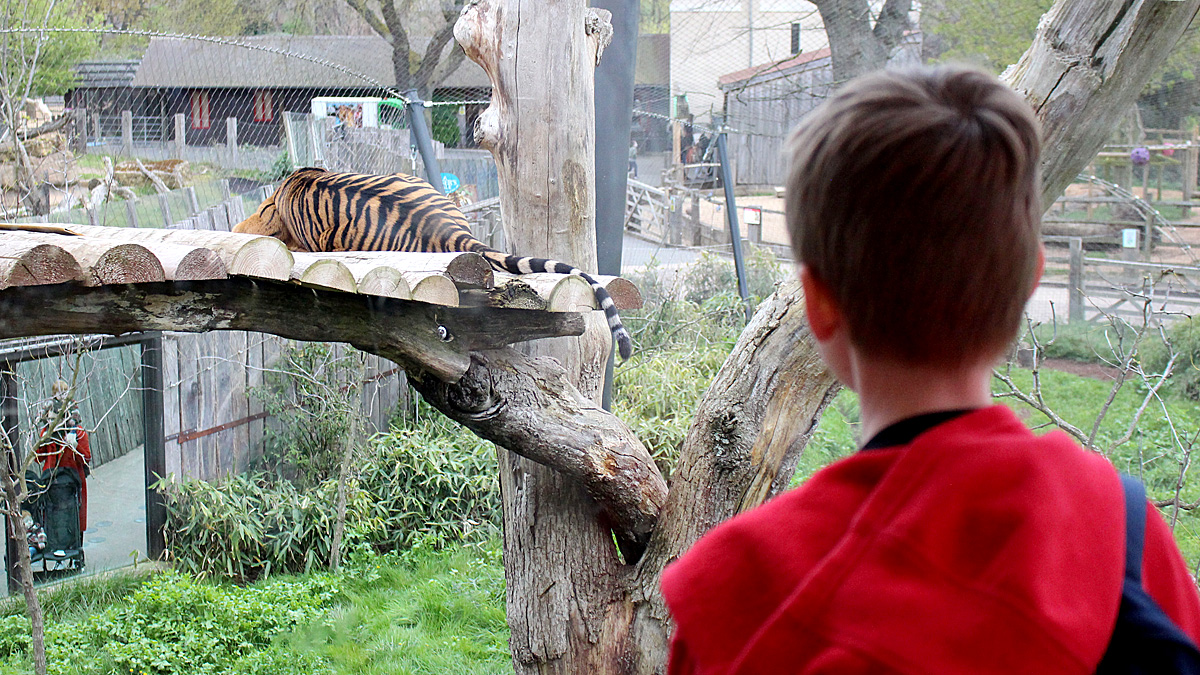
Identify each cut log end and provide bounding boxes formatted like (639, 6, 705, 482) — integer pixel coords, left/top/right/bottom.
(228, 237, 294, 281)
(172, 249, 228, 281)
(89, 243, 166, 285)
(0, 240, 82, 289)
(358, 267, 412, 299)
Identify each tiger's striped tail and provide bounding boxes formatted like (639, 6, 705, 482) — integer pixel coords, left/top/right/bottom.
(479, 250, 633, 360)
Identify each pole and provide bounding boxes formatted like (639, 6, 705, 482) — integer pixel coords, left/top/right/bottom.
(405, 89, 445, 194)
(716, 131, 751, 320)
(594, 0, 640, 410)
(140, 334, 167, 559)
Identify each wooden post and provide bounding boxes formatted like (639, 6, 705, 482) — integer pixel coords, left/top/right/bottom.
(91, 113, 100, 144)
(225, 117, 238, 162)
(668, 192, 682, 246)
(1069, 237, 1084, 323)
(121, 110, 133, 156)
(124, 200, 139, 228)
(140, 334, 167, 559)
(218, 179, 231, 201)
(1143, 210, 1154, 261)
(70, 108, 87, 154)
(690, 191, 702, 246)
(157, 194, 172, 227)
(173, 113, 186, 159)
(184, 186, 200, 215)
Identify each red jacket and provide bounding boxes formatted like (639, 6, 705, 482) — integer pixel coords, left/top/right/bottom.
(662, 406, 1200, 674)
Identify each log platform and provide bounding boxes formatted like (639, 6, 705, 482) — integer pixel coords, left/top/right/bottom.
(0, 224, 642, 381)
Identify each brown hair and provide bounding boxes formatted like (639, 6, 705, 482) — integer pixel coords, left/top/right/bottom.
(786, 64, 1042, 365)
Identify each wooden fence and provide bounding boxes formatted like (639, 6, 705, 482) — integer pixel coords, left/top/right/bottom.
(162, 331, 406, 482)
(1046, 237, 1200, 325)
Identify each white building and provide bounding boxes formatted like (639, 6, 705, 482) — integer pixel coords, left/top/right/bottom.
(669, 0, 920, 123)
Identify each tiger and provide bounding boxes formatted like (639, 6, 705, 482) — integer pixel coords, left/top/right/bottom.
(233, 167, 633, 360)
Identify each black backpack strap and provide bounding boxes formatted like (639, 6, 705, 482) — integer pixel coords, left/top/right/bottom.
(1120, 474, 1147, 585)
(1097, 474, 1200, 674)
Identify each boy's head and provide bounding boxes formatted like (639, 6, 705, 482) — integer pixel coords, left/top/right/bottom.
(787, 65, 1042, 367)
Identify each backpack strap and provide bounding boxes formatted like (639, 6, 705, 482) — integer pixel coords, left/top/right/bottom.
(1120, 474, 1147, 585)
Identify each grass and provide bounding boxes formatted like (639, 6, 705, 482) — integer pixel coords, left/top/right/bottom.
(289, 543, 509, 675)
(0, 544, 508, 675)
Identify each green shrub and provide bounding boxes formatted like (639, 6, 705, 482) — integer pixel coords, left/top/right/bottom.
(158, 473, 371, 583)
(161, 400, 499, 581)
(681, 246, 786, 309)
(356, 410, 499, 552)
(0, 573, 338, 675)
(1029, 321, 1135, 364)
(1141, 315, 1200, 400)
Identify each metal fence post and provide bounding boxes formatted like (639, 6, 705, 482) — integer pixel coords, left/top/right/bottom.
(405, 90, 444, 194)
(1069, 237, 1085, 323)
(716, 131, 751, 320)
(140, 334, 167, 559)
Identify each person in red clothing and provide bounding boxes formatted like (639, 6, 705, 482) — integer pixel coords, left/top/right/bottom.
(661, 65, 1200, 674)
(34, 380, 90, 531)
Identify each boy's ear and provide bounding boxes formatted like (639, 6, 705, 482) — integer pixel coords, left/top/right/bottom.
(1029, 244, 1046, 299)
(800, 266, 842, 341)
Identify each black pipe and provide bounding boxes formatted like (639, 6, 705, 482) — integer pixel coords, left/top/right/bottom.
(406, 89, 445, 194)
(594, 0, 640, 410)
(716, 131, 752, 321)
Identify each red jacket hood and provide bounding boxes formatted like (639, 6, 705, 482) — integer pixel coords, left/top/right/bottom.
(662, 406, 1127, 674)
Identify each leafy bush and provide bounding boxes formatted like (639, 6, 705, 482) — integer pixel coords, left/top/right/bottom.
(252, 343, 365, 488)
(0, 573, 338, 675)
(681, 246, 786, 309)
(1141, 315, 1200, 400)
(1029, 321, 1135, 364)
(158, 473, 371, 583)
(356, 408, 499, 552)
(161, 400, 498, 581)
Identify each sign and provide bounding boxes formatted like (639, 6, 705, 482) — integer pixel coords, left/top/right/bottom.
(441, 173, 461, 193)
(1122, 228, 1139, 249)
(742, 207, 762, 225)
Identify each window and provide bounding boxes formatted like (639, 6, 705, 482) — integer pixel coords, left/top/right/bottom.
(253, 90, 273, 122)
(190, 91, 210, 129)
(791, 22, 802, 55)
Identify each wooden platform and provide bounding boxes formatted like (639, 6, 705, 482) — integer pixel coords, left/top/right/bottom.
(0, 224, 642, 383)
(0, 223, 641, 312)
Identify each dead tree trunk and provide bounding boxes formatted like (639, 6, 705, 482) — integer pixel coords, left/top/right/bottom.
(1002, 0, 1200, 206)
(455, 2, 644, 671)
(451, 0, 1200, 673)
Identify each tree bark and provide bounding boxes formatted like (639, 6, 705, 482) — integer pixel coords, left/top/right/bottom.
(456, 2, 645, 672)
(1002, 0, 1200, 206)
(812, 0, 911, 83)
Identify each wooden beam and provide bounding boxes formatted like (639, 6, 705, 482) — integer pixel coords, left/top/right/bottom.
(409, 345, 667, 558)
(0, 279, 586, 382)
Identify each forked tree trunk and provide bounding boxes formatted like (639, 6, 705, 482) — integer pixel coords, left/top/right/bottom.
(455, 2, 637, 672)
(449, 0, 1199, 672)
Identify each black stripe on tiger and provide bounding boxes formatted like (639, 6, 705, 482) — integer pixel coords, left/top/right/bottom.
(234, 167, 634, 360)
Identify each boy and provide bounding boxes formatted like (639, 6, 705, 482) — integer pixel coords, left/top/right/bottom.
(661, 65, 1200, 674)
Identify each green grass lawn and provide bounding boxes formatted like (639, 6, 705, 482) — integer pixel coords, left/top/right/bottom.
(0, 543, 508, 675)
